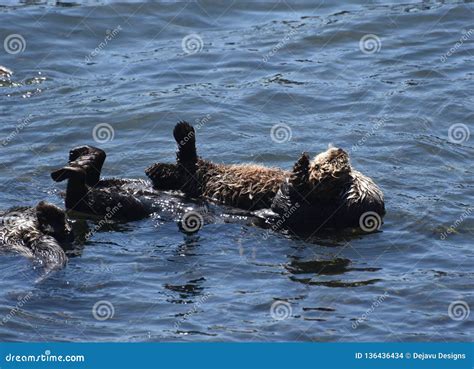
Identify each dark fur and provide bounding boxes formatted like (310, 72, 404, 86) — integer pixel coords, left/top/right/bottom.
(146, 122, 288, 210)
(271, 148, 385, 231)
(51, 146, 152, 221)
(51, 145, 212, 227)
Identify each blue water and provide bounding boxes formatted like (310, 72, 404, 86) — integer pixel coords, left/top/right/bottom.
(0, 1, 472, 342)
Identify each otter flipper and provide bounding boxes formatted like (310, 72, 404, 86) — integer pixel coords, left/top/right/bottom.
(289, 152, 310, 194)
(51, 166, 86, 183)
(51, 145, 105, 187)
(173, 121, 197, 166)
(68, 145, 106, 186)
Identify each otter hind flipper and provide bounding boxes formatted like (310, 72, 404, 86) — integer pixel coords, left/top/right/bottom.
(173, 121, 197, 165)
(51, 145, 104, 186)
(51, 166, 86, 182)
(68, 145, 106, 186)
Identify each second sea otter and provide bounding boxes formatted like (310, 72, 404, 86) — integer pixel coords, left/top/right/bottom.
(146, 122, 289, 210)
(146, 122, 385, 231)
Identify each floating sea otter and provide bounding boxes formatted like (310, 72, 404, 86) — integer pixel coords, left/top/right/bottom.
(51, 145, 153, 220)
(146, 122, 385, 231)
(0, 202, 73, 271)
(146, 122, 287, 210)
(271, 148, 385, 231)
(50, 145, 232, 227)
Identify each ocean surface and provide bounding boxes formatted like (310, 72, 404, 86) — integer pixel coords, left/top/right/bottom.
(0, 0, 472, 342)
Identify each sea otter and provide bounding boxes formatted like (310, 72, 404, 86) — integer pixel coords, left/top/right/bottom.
(50, 145, 232, 228)
(270, 148, 385, 232)
(146, 122, 289, 210)
(51, 145, 156, 220)
(146, 122, 385, 232)
(51, 145, 181, 221)
(0, 201, 73, 270)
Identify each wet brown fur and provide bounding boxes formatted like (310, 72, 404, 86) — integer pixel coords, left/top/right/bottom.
(146, 122, 289, 210)
(191, 159, 288, 210)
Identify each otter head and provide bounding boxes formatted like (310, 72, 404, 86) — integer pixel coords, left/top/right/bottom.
(307, 147, 352, 199)
(36, 201, 74, 243)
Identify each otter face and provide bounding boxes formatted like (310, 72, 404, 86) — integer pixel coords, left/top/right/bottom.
(36, 202, 74, 243)
(308, 147, 351, 196)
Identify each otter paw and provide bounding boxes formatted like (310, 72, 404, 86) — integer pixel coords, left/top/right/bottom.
(173, 121, 195, 144)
